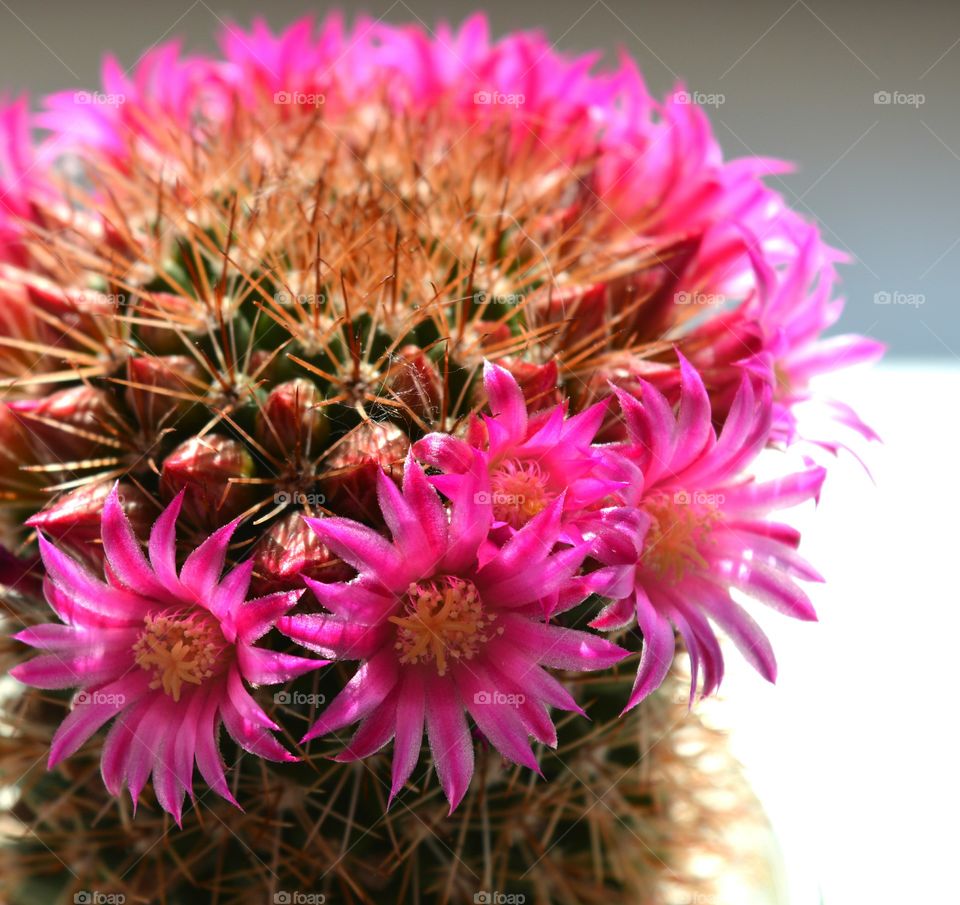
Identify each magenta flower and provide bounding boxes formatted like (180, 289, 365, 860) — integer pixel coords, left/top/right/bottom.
(415, 361, 617, 537)
(279, 455, 627, 812)
(10, 486, 323, 823)
(596, 356, 825, 711)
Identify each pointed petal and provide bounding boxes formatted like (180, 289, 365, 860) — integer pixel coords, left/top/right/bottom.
(149, 490, 186, 591)
(237, 645, 326, 685)
(279, 610, 388, 660)
(180, 517, 242, 601)
(301, 648, 399, 742)
(102, 484, 170, 600)
(483, 359, 527, 441)
(48, 672, 152, 767)
(425, 677, 474, 813)
(623, 585, 676, 711)
(236, 590, 303, 643)
(390, 668, 426, 802)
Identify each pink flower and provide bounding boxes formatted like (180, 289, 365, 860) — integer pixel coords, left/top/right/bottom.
(279, 455, 627, 812)
(415, 361, 617, 538)
(747, 225, 885, 449)
(596, 356, 825, 711)
(10, 486, 323, 823)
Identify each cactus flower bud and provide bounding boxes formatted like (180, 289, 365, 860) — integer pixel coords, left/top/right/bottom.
(251, 511, 352, 595)
(256, 378, 328, 459)
(160, 435, 256, 529)
(320, 421, 409, 524)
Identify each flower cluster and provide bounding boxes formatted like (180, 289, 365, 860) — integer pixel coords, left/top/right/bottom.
(2, 14, 879, 824)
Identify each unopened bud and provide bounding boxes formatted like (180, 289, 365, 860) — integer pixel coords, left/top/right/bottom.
(252, 511, 353, 595)
(125, 355, 205, 434)
(320, 421, 409, 524)
(160, 435, 256, 528)
(26, 481, 152, 567)
(256, 378, 329, 459)
(9, 385, 117, 462)
(385, 346, 442, 422)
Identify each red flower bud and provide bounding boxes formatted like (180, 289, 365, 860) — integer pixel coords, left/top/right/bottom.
(320, 421, 409, 524)
(26, 480, 152, 567)
(256, 378, 329, 459)
(160, 435, 256, 529)
(385, 346, 442, 423)
(251, 511, 353, 595)
(8, 385, 119, 462)
(497, 357, 562, 410)
(125, 355, 205, 435)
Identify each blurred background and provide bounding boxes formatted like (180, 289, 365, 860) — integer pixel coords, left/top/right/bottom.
(1, 3, 955, 904)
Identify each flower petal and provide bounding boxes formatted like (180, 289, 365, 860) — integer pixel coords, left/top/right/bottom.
(425, 676, 473, 813)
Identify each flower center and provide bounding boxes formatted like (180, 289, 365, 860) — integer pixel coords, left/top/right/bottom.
(490, 459, 552, 528)
(389, 577, 499, 676)
(133, 608, 228, 701)
(641, 491, 721, 583)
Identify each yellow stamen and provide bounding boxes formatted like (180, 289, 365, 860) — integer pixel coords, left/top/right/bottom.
(641, 491, 722, 583)
(133, 609, 227, 701)
(490, 458, 552, 529)
(389, 577, 499, 676)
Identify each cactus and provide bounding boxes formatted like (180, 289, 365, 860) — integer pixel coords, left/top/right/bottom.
(0, 14, 879, 904)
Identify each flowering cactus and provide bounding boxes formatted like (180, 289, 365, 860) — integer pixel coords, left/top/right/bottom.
(0, 14, 879, 905)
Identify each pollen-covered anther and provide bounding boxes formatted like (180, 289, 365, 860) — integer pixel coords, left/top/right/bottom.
(389, 577, 499, 676)
(133, 608, 228, 701)
(490, 458, 553, 529)
(641, 491, 723, 583)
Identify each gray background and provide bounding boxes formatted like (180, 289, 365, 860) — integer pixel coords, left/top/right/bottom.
(1, 0, 955, 359)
